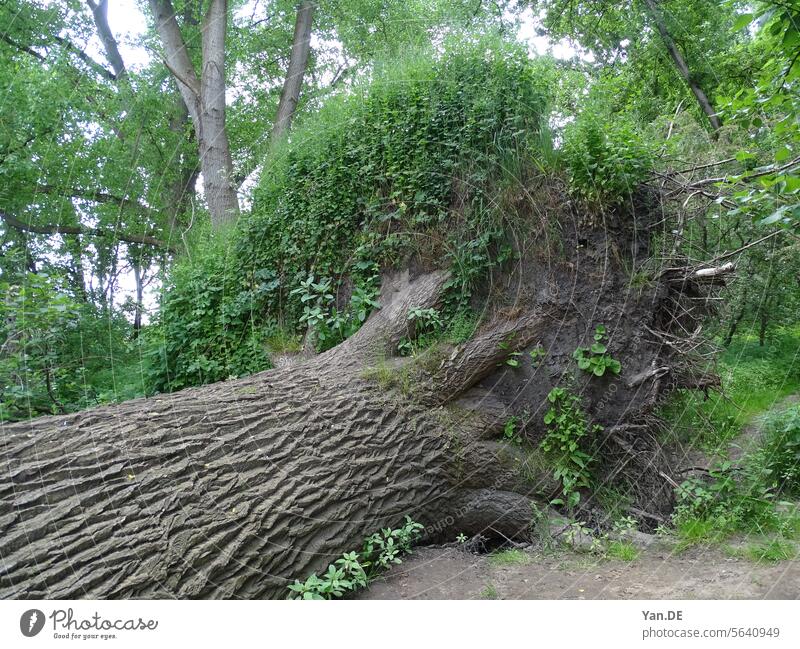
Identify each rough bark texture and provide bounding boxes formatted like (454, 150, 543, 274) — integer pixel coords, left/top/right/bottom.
(0, 270, 544, 599)
(0, 195, 721, 599)
(149, 0, 240, 228)
(271, 1, 315, 140)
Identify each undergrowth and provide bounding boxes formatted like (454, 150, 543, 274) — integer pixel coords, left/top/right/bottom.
(287, 516, 423, 600)
(147, 36, 555, 392)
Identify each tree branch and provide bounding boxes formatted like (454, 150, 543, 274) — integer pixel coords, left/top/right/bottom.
(148, 0, 202, 117)
(0, 210, 175, 252)
(34, 183, 156, 218)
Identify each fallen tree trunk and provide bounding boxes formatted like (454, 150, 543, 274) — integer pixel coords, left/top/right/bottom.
(1, 198, 725, 598)
(0, 271, 549, 598)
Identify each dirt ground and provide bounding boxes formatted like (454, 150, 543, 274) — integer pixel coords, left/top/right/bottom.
(357, 543, 800, 600)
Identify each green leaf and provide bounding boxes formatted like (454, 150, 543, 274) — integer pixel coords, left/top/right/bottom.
(732, 13, 755, 31)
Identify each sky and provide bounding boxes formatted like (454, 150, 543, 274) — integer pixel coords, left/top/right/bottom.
(99, 0, 586, 68)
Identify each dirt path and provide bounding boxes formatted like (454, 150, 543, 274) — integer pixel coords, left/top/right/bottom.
(357, 544, 800, 600)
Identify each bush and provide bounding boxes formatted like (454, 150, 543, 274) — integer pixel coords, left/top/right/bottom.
(1, 272, 143, 421)
(148, 36, 555, 392)
(750, 405, 800, 496)
(562, 111, 653, 206)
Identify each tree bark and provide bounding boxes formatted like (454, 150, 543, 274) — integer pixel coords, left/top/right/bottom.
(148, 0, 240, 229)
(271, 1, 315, 140)
(0, 270, 548, 599)
(642, 0, 722, 131)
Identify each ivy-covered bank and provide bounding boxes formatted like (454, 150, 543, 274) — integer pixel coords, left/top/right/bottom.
(147, 38, 557, 392)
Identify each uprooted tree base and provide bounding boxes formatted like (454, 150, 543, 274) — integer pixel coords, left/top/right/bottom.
(0, 192, 727, 598)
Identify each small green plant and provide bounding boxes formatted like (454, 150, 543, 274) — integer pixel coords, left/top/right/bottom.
(496, 339, 524, 367)
(503, 415, 522, 444)
(741, 538, 798, 563)
(541, 387, 600, 509)
(479, 584, 499, 599)
(573, 325, 621, 377)
(456, 532, 468, 544)
(287, 516, 423, 600)
(529, 345, 546, 367)
(397, 307, 444, 356)
(606, 540, 640, 561)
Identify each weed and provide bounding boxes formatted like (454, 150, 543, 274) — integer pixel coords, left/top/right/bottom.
(541, 387, 600, 509)
(606, 540, 640, 561)
(742, 539, 798, 563)
(573, 324, 621, 377)
(503, 416, 522, 444)
(479, 584, 499, 599)
(287, 516, 423, 599)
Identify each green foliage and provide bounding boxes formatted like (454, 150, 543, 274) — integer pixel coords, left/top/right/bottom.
(572, 325, 621, 377)
(144, 232, 274, 393)
(741, 538, 798, 563)
(717, 1, 800, 228)
(150, 37, 553, 391)
(541, 387, 601, 509)
(1, 272, 143, 421)
(672, 418, 800, 547)
(287, 516, 423, 600)
(503, 415, 522, 444)
(606, 540, 640, 562)
(660, 329, 800, 451)
(291, 273, 381, 352)
(750, 404, 800, 497)
(529, 345, 546, 367)
(397, 307, 444, 356)
(562, 112, 653, 207)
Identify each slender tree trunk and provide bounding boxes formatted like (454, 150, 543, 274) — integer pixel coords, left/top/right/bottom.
(272, 1, 315, 140)
(198, 0, 239, 226)
(642, 0, 722, 131)
(132, 258, 144, 337)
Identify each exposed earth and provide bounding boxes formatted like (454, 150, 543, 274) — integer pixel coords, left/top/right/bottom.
(360, 397, 800, 601)
(357, 543, 800, 600)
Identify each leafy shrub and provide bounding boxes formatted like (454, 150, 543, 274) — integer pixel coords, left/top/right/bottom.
(540, 387, 601, 509)
(749, 404, 800, 497)
(148, 36, 554, 392)
(562, 111, 653, 206)
(287, 516, 423, 599)
(1, 273, 143, 420)
(573, 324, 621, 377)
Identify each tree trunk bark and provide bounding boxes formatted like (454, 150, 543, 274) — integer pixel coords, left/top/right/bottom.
(0, 270, 548, 599)
(198, 0, 239, 227)
(149, 0, 239, 229)
(271, 1, 315, 140)
(0, 203, 722, 598)
(642, 0, 722, 131)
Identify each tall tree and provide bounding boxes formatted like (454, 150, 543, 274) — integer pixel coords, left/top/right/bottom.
(532, 0, 733, 130)
(148, 0, 240, 228)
